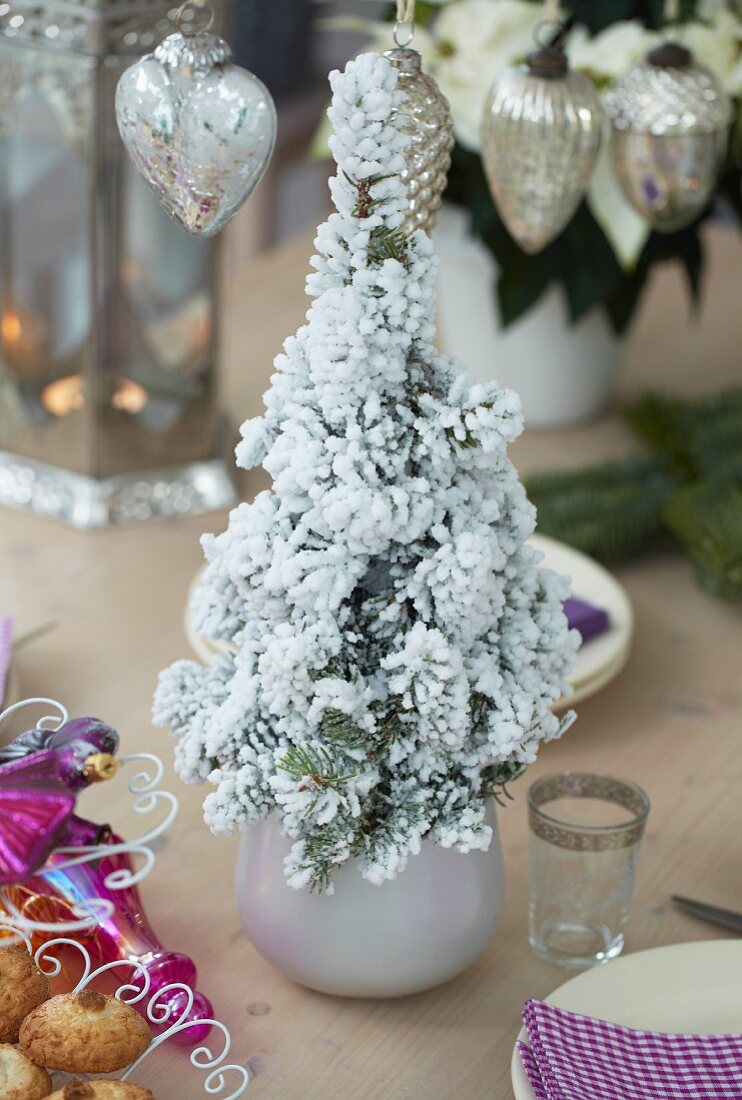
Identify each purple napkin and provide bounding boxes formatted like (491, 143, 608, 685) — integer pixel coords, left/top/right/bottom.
(0, 617, 12, 708)
(519, 999, 742, 1100)
(563, 597, 610, 645)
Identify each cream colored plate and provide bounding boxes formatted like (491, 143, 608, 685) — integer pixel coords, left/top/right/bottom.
(185, 536, 634, 707)
(512, 940, 742, 1099)
(531, 534, 633, 698)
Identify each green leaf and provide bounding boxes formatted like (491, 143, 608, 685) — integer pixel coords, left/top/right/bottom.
(560, 203, 624, 322)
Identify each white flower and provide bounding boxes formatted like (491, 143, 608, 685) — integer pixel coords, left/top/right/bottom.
(569, 21, 657, 82)
(678, 13, 741, 92)
(427, 0, 542, 151)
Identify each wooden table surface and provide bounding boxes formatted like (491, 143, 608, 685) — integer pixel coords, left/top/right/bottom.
(1, 225, 740, 1099)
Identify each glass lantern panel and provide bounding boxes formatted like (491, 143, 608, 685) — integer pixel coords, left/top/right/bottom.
(0, 46, 94, 475)
(97, 154, 217, 478)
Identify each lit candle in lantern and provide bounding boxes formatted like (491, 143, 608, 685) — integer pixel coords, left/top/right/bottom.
(41, 375, 148, 418)
(1, 309, 46, 373)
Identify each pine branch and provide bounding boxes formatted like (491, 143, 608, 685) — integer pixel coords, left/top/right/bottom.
(296, 819, 357, 894)
(526, 455, 678, 562)
(663, 479, 742, 602)
(624, 389, 742, 478)
(446, 402, 495, 450)
(319, 708, 366, 752)
(370, 698, 409, 748)
(278, 743, 357, 795)
(367, 225, 408, 266)
(480, 759, 527, 807)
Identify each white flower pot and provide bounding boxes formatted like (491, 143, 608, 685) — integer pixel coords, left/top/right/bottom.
(235, 805, 505, 998)
(434, 205, 624, 428)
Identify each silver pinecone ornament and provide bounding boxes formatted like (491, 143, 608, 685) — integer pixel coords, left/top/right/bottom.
(385, 47, 455, 235)
(116, 3, 276, 237)
(606, 42, 733, 233)
(481, 45, 604, 254)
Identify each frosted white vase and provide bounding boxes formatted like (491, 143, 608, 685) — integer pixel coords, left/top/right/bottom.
(434, 204, 623, 428)
(235, 805, 505, 998)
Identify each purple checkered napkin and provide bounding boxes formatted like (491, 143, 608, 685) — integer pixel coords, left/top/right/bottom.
(0, 617, 12, 707)
(518, 998, 742, 1100)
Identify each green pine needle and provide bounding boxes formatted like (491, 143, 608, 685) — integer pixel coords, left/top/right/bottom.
(526, 455, 678, 562)
(278, 743, 357, 795)
(525, 389, 742, 601)
(663, 479, 742, 602)
(624, 389, 742, 478)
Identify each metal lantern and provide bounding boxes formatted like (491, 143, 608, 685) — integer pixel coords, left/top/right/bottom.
(0, 1, 234, 528)
(606, 42, 733, 233)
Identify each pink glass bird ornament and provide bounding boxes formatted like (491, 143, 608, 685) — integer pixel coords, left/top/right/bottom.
(0, 717, 120, 885)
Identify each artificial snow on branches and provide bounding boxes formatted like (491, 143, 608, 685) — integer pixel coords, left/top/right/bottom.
(155, 51, 578, 892)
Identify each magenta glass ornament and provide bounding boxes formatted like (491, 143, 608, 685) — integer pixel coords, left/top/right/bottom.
(0, 750, 75, 884)
(38, 835, 213, 1045)
(46, 717, 119, 790)
(0, 717, 120, 884)
(0, 717, 119, 784)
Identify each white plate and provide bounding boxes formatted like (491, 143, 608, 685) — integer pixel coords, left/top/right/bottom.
(531, 534, 633, 699)
(185, 536, 634, 707)
(512, 940, 742, 1099)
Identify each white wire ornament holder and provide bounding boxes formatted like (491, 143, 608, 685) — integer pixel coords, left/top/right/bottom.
(0, 698, 250, 1099)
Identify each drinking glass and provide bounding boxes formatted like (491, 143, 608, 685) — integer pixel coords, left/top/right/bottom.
(528, 773, 650, 969)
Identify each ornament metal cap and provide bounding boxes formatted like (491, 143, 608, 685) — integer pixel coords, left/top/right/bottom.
(385, 46, 423, 74)
(526, 46, 568, 79)
(82, 753, 119, 783)
(648, 40, 692, 69)
(154, 31, 232, 71)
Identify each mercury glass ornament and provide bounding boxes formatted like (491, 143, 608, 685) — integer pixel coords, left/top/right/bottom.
(116, 5, 277, 237)
(385, 47, 454, 235)
(481, 46, 604, 254)
(606, 42, 733, 233)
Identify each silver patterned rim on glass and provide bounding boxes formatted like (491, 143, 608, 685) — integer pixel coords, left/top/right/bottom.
(528, 773, 650, 852)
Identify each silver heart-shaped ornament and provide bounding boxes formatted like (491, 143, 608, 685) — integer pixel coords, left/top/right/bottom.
(115, 25, 277, 237)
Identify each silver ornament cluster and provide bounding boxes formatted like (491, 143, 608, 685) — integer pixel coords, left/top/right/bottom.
(481, 48, 604, 254)
(115, 10, 276, 237)
(606, 43, 733, 233)
(385, 47, 455, 236)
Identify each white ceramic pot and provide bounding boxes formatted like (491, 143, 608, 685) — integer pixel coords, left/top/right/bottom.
(235, 805, 505, 998)
(434, 204, 624, 428)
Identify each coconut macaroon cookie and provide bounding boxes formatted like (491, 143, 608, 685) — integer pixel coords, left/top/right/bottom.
(19, 990, 151, 1074)
(48, 1083, 155, 1099)
(0, 1042, 52, 1100)
(0, 944, 51, 1044)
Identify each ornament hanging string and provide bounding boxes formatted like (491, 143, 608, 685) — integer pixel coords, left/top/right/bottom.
(394, 0, 416, 48)
(175, 0, 214, 37)
(543, 0, 560, 23)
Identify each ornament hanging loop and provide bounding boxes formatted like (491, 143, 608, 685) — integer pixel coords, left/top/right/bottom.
(394, 0, 416, 48)
(528, 20, 570, 78)
(175, 0, 214, 37)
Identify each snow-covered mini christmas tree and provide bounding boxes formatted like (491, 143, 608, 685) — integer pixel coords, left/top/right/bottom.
(155, 52, 578, 893)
